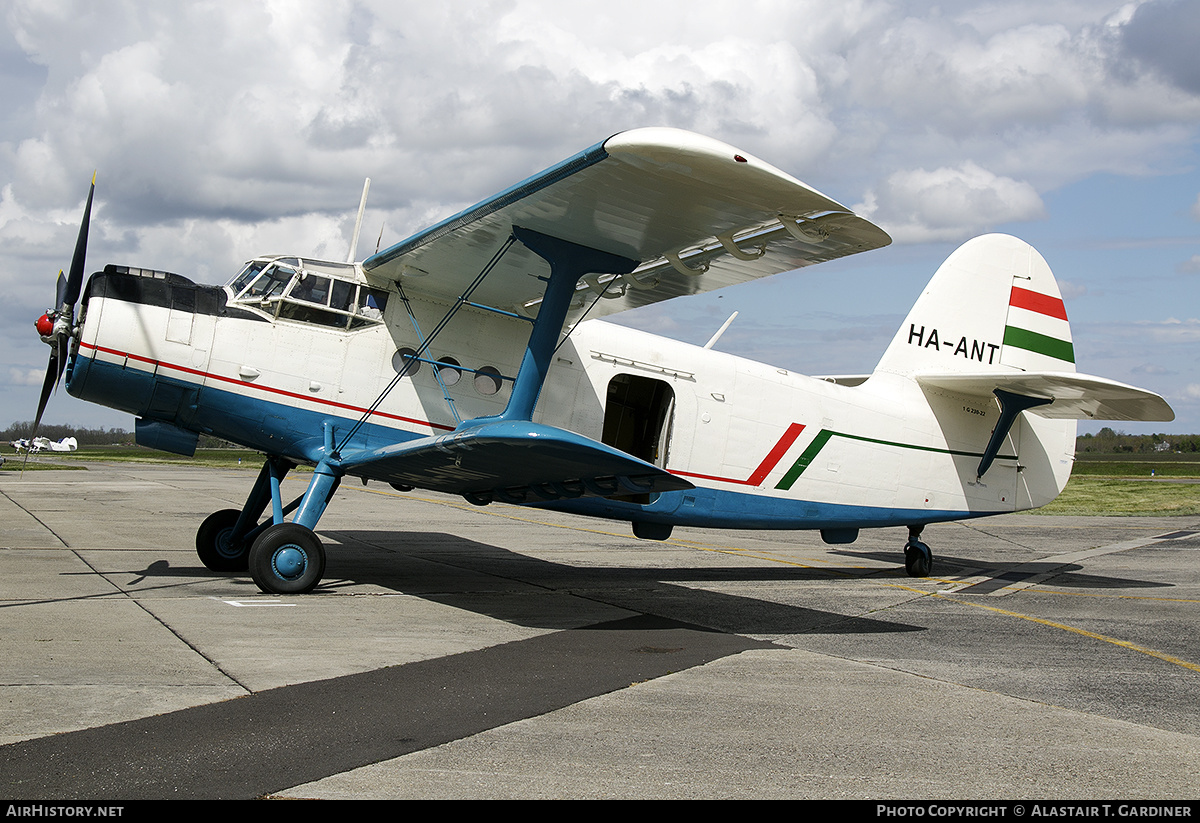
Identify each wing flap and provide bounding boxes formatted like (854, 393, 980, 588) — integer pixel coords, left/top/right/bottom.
(363, 128, 889, 324)
(339, 420, 694, 503)
(916, 372, 1175, 422)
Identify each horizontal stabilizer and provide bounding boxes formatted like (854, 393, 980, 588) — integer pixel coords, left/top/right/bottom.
(916, 372, 1174, 422)
(339, 420, 694, 504)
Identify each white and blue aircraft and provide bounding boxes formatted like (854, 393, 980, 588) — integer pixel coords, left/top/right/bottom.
(32, 128, 1173, 594)
(8, 436, 77, 453)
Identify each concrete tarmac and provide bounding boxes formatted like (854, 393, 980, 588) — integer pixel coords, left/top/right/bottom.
(1, 462, 1199, 799)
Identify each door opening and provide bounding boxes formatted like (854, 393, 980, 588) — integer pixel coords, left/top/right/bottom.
(602, 373, 675, 469)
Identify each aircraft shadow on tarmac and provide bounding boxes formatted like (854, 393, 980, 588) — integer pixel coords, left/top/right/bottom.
(120, 529, 928, 637)
(831, 548, 1174, 591)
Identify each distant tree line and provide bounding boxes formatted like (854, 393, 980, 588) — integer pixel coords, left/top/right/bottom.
(2, 421, 242, 449)
(4, 420, 1198, 455)
(1077, 428, 1200, 454)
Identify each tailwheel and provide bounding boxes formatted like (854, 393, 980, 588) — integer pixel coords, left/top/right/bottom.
(249, 522, 326, 594)
(904, 538, 933, 578)
(196, 509, 250, 572)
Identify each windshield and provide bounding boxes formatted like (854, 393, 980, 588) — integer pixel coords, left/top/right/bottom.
(229, 260, 269, 297)
(241, 264, 297, 300)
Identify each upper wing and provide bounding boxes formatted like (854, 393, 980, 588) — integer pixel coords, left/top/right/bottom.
(916, 371, 1175, 422)
(363, 128, 890, 324)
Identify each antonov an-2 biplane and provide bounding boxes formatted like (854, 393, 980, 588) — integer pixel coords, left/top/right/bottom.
(32, 128, 1173, 594)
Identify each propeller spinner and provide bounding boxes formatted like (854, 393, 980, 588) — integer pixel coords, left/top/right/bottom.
(31, 173, 95, 439)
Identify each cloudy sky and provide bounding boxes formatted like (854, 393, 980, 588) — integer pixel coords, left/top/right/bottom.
(2, 0, 1198, 435)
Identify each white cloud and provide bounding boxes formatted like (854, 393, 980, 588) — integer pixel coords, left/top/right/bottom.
(6, 367, 43, 387)
(1135, 317, 1200, 343)
(1058, 279, 1088, 300)
(856, 162, 1046, 242)
(2, 0, 1199, 429)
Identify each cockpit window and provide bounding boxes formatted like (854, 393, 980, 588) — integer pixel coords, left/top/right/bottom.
(228, 257, 389, 331)
(287, 274, 331, 306)
(357, 287, 388, 318)
(229, 261, 269, 298)
(330, 279, 355, 313)
(243, 265, 296, 299)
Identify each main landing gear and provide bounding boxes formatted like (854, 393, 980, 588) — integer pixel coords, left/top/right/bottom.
(904, 525, 933, 578)
(195, 456, 339, 594)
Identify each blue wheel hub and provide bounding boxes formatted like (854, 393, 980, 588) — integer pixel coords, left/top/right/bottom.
(272, 545, 308, 580)
(216, 528, 238, 558)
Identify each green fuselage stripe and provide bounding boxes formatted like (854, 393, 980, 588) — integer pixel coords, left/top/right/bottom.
(774, 430, 1016, 491)
(1003, 326, 1075, 363)
(776, 430, 833, 489)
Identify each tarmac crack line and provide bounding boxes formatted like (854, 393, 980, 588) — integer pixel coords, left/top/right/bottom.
(63, 551, 257, 695)
(0, 487, 70, 548)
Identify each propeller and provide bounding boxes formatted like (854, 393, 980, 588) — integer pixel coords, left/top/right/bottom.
(30, 173, 95, 444)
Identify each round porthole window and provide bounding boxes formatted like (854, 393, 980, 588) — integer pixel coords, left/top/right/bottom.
(392, 347, 421, 376)
(436, 356, 462, 386)
(474, 365, 503, 396)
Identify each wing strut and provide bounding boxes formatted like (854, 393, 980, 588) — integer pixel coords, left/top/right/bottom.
(496, 226, 638, 423)
(977, 389, 1053, 479)
(335, 236, 518, 453)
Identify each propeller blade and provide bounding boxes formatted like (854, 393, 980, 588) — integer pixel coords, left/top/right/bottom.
(54, 270, 67, 314)
(63, 173, 95, 309)
(27, 174, 96, 475)
(32, 348, 62, 439)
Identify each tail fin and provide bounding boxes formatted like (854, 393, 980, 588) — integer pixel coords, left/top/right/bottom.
(869, 234, 1171, 512)
(874, 234, 1074, 378)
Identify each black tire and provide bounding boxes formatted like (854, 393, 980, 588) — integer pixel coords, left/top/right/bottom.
(904, 540, 933, 577)
(196, 509, 249, 571)
(249, 523, 326, 594)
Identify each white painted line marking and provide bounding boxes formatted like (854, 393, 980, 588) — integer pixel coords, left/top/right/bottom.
(219, 599, 296, 607)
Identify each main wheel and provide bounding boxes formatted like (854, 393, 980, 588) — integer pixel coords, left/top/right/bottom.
(249, 523, 326, 594)
(196, 509, 250, 571)
(904, 540, 933, 578)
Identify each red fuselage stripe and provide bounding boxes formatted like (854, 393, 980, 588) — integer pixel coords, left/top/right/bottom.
(79, 341, 455, 432)
(675, 422, 805, 486)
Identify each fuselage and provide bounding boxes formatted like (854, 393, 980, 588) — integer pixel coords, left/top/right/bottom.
(66, 259, 1074, 537)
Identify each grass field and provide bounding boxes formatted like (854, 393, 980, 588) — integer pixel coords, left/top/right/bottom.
(3, 446, 1196, 516)
(0, 446, 260, 471)
(1038, 454, 1200, 515)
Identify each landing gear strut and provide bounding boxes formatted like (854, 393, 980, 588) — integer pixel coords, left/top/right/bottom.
(904, 525, 933, 578)
(194, 455, 341, 594)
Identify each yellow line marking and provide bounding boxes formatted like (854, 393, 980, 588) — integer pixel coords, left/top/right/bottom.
(887, 583, 1200, 675)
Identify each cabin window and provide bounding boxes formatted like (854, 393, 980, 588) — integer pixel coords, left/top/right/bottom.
(474, 366, 503, 396)
(392, 347, 421, 376)
(436, 356, 463, 387)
